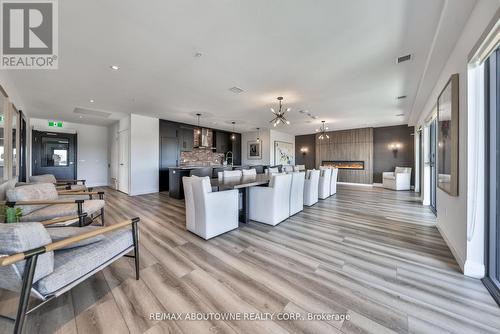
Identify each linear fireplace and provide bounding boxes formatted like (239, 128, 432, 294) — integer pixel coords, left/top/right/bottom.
(322, 160, 364, 170)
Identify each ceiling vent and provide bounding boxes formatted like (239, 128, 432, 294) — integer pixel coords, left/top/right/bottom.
(397, 54, 412, 63)
(229, 86, 244, 94)
(73, 107, 112, 118)
(397, 95, 407, 100)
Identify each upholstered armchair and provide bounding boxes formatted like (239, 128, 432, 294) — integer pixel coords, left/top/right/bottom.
(29, 174, 88, 191)
(382, 167, 412, 191)
(183, 176, 238, 239)
(330, 167, 339, 195)
(0, 218, 140, 334)
(318, 168, 332, 199)
(303, 170, 320, 206)
(5, 183, 105, 226)
(249, 174, 292, 226)
(290, 172, 305, 216)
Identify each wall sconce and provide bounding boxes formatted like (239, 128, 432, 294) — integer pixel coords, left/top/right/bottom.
(300, 147, 308, 156)
(389, 143, 401, 157)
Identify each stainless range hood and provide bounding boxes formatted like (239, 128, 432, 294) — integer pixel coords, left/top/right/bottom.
(194, 128, 214, 149)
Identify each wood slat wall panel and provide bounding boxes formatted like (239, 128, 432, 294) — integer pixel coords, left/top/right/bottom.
(315, 128, 373, 184)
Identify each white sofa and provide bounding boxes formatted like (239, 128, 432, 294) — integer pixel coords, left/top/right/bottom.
(303, 169, 320, 206)
(289, 172, 305, 216)
(330, 167, 339, 195)
(318, 168, 332, 199)
(382, 167, 412, 191)
(249, 174, 292, 226)
(183, 176, 239, 239)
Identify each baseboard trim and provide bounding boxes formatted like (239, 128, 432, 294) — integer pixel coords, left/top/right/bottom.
(436, 224, 465, 272)
(464, 259, 485, 278)
(337, 182, 373, 187)
(130, 188, 159, 196)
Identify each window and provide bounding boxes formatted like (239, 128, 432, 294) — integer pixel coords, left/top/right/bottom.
(41, 137, 70, 167)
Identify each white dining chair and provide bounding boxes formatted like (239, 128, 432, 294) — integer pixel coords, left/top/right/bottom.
(330, 167, 339, 195)
(189, 176, 239, 239)
(303, 169, 320, 206)
(318, 168, 332, 199)
(265, 167, 280, 175)
(249, 174, 292, 226)
(242, 169, 256, 176)
(290, 172, 305, 216)
(223, 170, 243, 178)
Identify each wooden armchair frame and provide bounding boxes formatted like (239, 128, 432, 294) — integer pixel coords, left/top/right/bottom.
(0, 217, 140, 334)
(3, 191, 105, 226)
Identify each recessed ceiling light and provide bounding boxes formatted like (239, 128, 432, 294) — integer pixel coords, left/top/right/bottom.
(194, 52, 203, 58)
(312, 115, 319, 119)
(396, 113, 405, 117)
(299, 110, 307, 114)
(79, 116, 83, 118)
(89, 99, 95, 103)
(110, 65, 120, 70)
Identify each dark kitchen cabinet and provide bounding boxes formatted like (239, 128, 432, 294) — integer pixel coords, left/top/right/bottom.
(159, 136, 179, 191)
(231, 133, 241, 165)
(215, 131, 230, 154)
(180, 128, 194, 152)
(168, 168, 191, 199)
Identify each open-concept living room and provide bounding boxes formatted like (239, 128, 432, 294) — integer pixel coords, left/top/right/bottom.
(0, 1, 500, 333)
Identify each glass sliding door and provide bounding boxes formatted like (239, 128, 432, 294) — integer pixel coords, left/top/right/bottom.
(429, 118, 437, 214)
(484, 47, 500, 304)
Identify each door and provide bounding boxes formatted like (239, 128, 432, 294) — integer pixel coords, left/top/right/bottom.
(118, 130, 129, 194)
(485, 47, 500, 304)
(32, 130, 77, 180)
(418, 129, 424, 194)
(429, 119, 437, 214)
(159, 136, 179, 191)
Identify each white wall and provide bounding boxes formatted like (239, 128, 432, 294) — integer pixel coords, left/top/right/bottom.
(129, 114, 159, 195)
(413, 0, 499, 276)
(30, 118, 109, 187)
(269, 129, 295, 166)
(241, 129, 271, 165)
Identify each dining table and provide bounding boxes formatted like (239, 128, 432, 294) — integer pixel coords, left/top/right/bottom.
(210, 174, 270, 223)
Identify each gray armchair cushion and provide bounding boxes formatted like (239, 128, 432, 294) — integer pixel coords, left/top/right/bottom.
(47, 226, 105, 250)
(20, 199, 105, 222)
(7, 183, 59, 215)
(0, 178, 17, 201)
(0, 223, 54, 291)
(34, 228, 133, 296)
(29, 174, 57, 184)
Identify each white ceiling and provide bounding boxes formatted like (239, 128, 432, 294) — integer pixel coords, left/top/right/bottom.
(3, 0, 477, 135)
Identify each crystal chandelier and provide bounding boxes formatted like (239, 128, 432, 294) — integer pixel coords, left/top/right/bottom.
(269, 97, 290, 127)
(316, 121, 330, 140)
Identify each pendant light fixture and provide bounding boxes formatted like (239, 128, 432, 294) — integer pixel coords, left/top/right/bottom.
(195, 113, 201, 135)
(269, 96, 291, 127)
(231, 121, 236, 140)
(256, 127, 261, 142)
(315, 121, 330, 140)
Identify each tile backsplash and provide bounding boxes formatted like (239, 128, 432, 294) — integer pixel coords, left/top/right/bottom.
(180, 148, 225, 166)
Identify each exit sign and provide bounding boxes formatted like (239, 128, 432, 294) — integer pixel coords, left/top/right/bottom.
(48, 121, 63, 128)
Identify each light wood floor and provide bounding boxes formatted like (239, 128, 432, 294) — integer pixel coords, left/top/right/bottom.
(1, 185, 500, 334)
